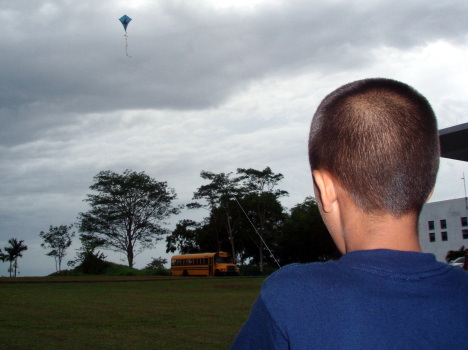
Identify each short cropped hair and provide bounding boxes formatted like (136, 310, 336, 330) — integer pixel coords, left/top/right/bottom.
(309, 78, 440, 216)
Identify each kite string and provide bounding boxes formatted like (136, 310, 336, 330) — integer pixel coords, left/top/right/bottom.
(124, 33, 131, 58)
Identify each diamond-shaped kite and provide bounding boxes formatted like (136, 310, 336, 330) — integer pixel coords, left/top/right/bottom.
(119, 15, 132, 32)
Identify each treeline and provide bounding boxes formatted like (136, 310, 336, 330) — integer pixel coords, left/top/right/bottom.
(2, 168, 340, 276)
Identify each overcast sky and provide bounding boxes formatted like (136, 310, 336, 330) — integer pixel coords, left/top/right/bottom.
(1, 0, 468, 276)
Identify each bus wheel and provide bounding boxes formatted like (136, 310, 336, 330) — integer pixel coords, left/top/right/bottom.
(183, 270, 189, 277)
(215, 270, 220, 276)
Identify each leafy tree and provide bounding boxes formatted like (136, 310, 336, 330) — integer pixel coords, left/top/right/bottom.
(166, 215, 235, 256)
(78, 170, 179, 268)
(277, 197, 340, 265)
(3, 238, 28, 277)
(39, 224, 75, 272)
(446, 246, 466, 263)
(69, 233, 107, 266)
(235, 167, 288, 271)
(68, 234, 109, 274)
(234, 191, 285, 270)
(145, 257, 168, 270)
(189, 171, 242, 260)
(166, 219, 204, 254)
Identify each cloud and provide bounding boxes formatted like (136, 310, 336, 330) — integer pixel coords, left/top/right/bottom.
(2, 0, 468, 146)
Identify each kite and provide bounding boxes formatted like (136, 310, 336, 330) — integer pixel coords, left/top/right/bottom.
(119, 15, 132, 57)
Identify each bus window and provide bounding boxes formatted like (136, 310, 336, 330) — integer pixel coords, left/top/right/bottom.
(215, 256, 233, 264)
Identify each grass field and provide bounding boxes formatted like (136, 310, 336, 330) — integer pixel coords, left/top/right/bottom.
(0, 277, 264, 350)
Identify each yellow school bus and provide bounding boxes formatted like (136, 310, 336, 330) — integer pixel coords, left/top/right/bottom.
(171, 251, 239, 277)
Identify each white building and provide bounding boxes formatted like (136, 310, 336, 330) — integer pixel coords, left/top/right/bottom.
(418, 197, 468, 262)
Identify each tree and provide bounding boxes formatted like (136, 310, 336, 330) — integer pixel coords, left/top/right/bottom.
(68, 234, 109, 274)
(166, 219, 204, 254)
(78, 170, 179, 268)
(235, 167, 288, 271)
(189, 171, 242, 260)
(39, 224, 75, 272)
(166, 215, 234, 255)
(145, 257, 168, 270)
(4, 238, 28, 277)
(234, 191, 285, 270)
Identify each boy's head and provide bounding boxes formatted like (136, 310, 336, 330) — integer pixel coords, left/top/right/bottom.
(309, 78, 439, 217)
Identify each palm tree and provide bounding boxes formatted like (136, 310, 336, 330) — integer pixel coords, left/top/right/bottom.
(4, 238, 28, 277)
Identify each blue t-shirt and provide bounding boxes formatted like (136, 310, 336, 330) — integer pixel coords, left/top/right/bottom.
(231, 249, 468, 349)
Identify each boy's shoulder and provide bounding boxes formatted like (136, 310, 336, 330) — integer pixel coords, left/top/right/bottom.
(261, 250, 468, 303)
(261, 260, 341, 300)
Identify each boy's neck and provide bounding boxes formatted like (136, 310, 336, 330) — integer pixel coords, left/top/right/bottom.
(342, 206, 422, 253)
(312, 169, 423, 254)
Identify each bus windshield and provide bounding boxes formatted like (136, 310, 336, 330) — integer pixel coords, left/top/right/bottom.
(215, 256, 233, 264)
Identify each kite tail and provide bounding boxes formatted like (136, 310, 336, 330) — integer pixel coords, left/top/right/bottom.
(124, 32, 132, 58)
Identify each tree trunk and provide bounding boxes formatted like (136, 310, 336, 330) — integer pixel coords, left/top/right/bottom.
(127, 245, 134, 268)
(226, 212, 236, 263)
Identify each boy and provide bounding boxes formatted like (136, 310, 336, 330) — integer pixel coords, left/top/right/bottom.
(231, 78, 468, 349)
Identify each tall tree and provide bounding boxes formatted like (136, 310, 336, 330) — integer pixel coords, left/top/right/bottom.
(189, 171, 241, 261)
(78, 170, 179, 267)
(4, 238, 28, 277)
(39, 224, 75, 272)
(236, 167, 288, 271)
(234, 191, 285, 270)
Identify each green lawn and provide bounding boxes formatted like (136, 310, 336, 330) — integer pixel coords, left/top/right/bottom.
(0, 277, 263, 350)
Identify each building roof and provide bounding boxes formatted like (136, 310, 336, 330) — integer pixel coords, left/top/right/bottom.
(439, 122, 468, 162)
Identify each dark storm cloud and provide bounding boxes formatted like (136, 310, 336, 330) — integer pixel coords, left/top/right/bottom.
(1, 0, 467, 146)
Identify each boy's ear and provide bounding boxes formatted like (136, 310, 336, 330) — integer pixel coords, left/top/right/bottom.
(312, 170, 338, 213)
